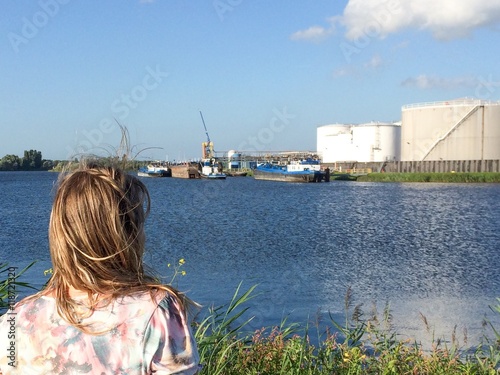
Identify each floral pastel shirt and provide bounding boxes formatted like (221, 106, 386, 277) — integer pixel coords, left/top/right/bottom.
(0, 291, 200, 375)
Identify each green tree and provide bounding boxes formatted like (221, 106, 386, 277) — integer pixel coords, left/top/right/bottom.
(42, 160, 54, 170)
(21, 150, 42, 170)
(0, 154, 21, 171)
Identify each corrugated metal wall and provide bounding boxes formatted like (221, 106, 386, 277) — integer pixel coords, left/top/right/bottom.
(324, 159, 500, 173)
(401, 100, 500, 161)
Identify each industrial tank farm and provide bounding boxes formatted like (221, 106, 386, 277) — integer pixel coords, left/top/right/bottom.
(401, 99, 500, 161)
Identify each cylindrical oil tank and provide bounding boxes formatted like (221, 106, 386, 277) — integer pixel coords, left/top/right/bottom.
(401, 99, 500, 161)
(227, 150, 241, 169)
(317, 122, 401, 163)
(317, 124, 352, 162)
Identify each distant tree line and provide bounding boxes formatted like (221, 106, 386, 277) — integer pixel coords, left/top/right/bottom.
(0, 150, 60, 171)
(1, 128, 158, 172)
(0, 150, 147, 172)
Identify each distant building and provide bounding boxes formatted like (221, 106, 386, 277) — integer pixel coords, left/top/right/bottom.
(317, 122, 401, 163)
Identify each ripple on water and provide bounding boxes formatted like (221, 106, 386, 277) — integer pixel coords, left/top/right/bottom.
(2, 173, 500, 348)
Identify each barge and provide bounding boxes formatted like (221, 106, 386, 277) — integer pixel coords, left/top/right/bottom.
(253, 159, 328, 183)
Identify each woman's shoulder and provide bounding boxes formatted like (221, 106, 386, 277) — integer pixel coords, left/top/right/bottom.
(0, 289, 182, 330)
(143, 290, 199, 374)
(0, 294, 57, 336)
(9, 293, 55, 315)
(112, 289, 181, 319)
(117, 289, 171, 308)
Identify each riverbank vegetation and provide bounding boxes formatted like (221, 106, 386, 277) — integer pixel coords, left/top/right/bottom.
(193, 284, 500, 374)
(1, 127, 159, 172)
(356, 172, 500, 183)
(2, 265, 499, 374)
(49, 158, 145, 172)
(0, 150, 59, 171)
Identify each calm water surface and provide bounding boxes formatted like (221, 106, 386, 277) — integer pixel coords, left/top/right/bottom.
(1, 171, 499, 348)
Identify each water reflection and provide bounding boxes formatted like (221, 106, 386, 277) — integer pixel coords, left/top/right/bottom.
(311, 182, 500, 346)
(2, 173, 500, 348)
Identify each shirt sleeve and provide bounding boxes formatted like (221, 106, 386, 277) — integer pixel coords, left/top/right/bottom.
(143, 294, 200, 375)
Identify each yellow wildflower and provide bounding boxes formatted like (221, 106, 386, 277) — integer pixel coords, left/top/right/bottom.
(44, 268, 53, 276)
(343, 352, 350, 362)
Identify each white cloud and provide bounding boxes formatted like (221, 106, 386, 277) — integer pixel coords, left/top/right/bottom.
(290, 26, 331, 43)
(290, 18, 337, 43)
(332, 67, 353, 78)
(393, 40, 410, 50)
(292, 1, 500, 42)
(365, 54, 383, 69)
(341, 0, 500, 41)
(401, 74, 479, 89)
(332, 55, 383, 78)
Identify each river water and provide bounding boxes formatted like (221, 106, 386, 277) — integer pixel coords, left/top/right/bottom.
(1, 171, 500, 349)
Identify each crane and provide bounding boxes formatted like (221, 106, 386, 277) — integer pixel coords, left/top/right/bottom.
(199, 111, 214, 159)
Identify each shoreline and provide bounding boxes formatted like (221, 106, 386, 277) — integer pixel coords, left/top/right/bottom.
(355, 172, 500, 183)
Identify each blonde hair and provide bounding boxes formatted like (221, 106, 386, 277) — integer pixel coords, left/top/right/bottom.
(41, 160, 189, 331)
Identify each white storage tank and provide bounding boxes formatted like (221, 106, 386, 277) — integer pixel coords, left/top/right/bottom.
(401, 99, 500, 161)
(317, 122, 401, 163)
(317, 124, 352, 162)
(227, 150, 242, 169)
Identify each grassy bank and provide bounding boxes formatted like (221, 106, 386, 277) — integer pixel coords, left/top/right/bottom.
(356, 172, 500, 183)
(3, 266, 500, 374)
(194, 285, 500, 374)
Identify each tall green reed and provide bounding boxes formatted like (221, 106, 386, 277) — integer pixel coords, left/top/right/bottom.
(0, 262, 36, 315)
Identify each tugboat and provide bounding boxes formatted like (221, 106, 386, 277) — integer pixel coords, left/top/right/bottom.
(199, 157, 226, 179)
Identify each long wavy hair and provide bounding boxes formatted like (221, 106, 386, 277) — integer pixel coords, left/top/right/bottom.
(41, 160, 190, 331)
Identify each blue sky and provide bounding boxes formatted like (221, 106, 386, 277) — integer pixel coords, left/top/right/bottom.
(1, 0, 500, 161)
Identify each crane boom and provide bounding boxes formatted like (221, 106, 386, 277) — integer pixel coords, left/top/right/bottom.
(200, 111, 210, 144)
(199, 111, 213, 159)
